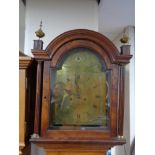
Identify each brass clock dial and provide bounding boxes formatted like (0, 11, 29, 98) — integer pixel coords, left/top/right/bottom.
(50, 48, 110, 127)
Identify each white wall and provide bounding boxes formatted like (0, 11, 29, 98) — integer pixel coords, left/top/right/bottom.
(24, 0, 98, 55)
(98, 0, 135, 41)
(19, 0, 25, 52)
(111, 26, 135, 155)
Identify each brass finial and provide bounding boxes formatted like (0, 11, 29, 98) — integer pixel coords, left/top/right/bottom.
(120, 29, 129, 44)
(35, 21, 45, 39)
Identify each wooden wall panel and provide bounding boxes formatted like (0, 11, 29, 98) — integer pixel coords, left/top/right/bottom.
(19, 70, 26, 155)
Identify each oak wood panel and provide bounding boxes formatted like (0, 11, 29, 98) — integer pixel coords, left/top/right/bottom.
(19, 55, 32, 155)
(19, 70, 26, 147)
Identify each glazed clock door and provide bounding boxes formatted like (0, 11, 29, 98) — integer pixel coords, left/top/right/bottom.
(31, 29, 132, 155)
(35, 29, 132, 143)
(49, 48, 111, 129)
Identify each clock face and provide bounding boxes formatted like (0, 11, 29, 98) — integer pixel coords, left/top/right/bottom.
(50, 48, 110, 128)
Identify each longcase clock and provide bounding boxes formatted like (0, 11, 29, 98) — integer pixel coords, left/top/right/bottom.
(30, 29, 132, 155)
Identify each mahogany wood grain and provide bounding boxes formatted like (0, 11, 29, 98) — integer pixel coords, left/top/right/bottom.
(46, 29, 132, 64)
(31, 142, 111, 155)
(31, 29, 132, 155)
(117, 45, 131, 136)
(34, 61, 43, 135)
(30, 138, 125, 155)
(118, 65, 125, 136)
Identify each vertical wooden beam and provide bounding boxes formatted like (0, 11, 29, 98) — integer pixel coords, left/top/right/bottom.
(31, 49, 49, 138)
(19, 56, 32, 155)
(118, 65, 125, 136)
(32, 39, 44, 138)
(33, 60, 43, 136)
(117, 45, 130, 136)
(19, 70, 26, 155)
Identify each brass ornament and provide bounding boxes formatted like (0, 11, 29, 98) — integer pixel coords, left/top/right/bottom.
(35, 21, 45, 39)
(120, 33, 129, 44)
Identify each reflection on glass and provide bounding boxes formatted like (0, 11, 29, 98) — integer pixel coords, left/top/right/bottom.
(50, 48, 110, 127)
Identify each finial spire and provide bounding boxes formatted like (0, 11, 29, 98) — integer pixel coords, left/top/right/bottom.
(40, 20, 43, 29)
(35, 21, 45, 39)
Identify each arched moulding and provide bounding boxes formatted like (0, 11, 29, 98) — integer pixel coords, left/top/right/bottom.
(45, 29, 132, 66)
(49, 39, 112, 69)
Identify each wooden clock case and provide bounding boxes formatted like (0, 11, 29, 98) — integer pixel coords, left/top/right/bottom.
(30, 29, 132, 155)
(19, 52, 37, 155)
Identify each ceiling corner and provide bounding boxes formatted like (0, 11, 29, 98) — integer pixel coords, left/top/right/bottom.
(97, 0, 100, 5)
(22, 0, 26, 6)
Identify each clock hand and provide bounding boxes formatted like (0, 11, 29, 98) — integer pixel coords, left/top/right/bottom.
(75, 73, 80, 98)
